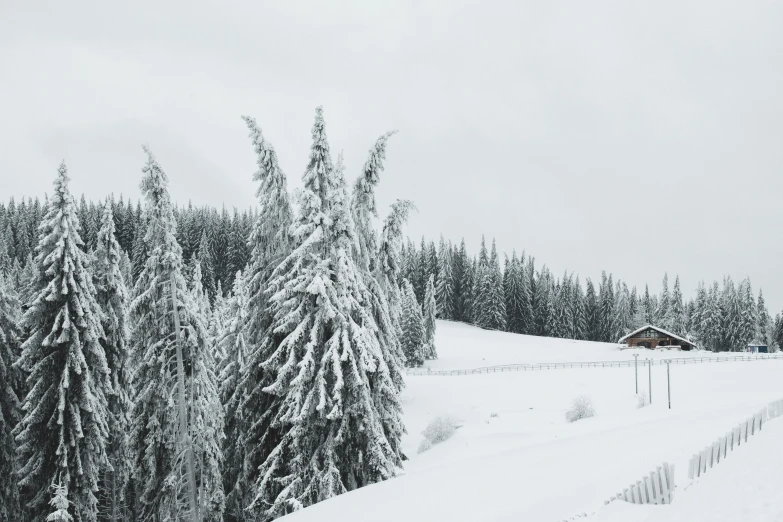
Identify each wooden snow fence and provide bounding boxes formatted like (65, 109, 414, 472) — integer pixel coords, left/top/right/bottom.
(605, 462, 675, 506)
(686, 404, 778, 481)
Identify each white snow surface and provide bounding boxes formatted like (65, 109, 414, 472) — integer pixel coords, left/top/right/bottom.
(281, 320, 783, 522)
(589, 418, 783, 521)
(417, 321, 751, 370)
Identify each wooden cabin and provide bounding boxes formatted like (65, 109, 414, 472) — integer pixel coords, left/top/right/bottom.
(618, 325, 697, 351)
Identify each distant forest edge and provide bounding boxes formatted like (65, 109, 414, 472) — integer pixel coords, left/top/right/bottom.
(0, 196, 776, 353)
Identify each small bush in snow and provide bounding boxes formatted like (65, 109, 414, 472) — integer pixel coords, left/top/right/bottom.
(417, 438, 433, 454)
(421, 416, 459, 445)
(635, 392, 649, 409)
(490, 412, 499, 418)
(565, 395, 595, 423)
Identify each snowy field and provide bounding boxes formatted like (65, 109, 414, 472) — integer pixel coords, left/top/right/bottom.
(420, 321, 763, 370)
(590, 417, 783, 521)
(282, 321, 783, 522)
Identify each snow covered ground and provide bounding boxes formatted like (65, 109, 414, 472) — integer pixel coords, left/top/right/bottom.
(282, 321, 783, 522)
(590, 418, 783, 521)
(419, 321, 760, 370)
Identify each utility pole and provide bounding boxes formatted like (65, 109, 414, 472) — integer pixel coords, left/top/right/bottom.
(666, 359, 672, 410)
(633, 354, 639, 394)
(647, 359, 652, 404)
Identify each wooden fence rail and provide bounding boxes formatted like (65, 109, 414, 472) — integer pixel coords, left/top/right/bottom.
(407, 353, 783, 377)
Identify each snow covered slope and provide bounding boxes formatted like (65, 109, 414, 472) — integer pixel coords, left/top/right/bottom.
(420, 320, 750, 370)
(281, 321, 783, 522)
(590, 417, 783, 521)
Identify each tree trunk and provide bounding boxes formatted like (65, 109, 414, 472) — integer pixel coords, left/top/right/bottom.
(170, 274, 199, 522)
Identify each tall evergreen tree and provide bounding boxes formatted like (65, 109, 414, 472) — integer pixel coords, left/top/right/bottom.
(348, 130, 408, 490)
(452, 240, 468, 321)
(657, 273, 670, 329)
(584, 278, 598, 341)
(613, 281, 631, 341)
(15, 163, 110, 521)
(400, 279, 426, 367)
(504, 252, 526, 334)
(720, 277, 741, 351)
(235, 115, 297, 518)
(422, 275, 437, 359)
(598, 272, 615, 342)
(196, 230, 217, 304)
(240, 114, 294, 349)
(92, 201, 132, 522)
(130, 212, 147, 284)
(737, 278, 756, 349)
(475, 239, 506, 331)
(668, 275, 685, 334)
(129, 148, 224, 521)
(0, 276, 22, 521)
(245, 109, 403, 519)
(460, 256, 476, 324)
(216, 271, 250, 522)
(757, 289, 770, 344)
(435, 237, 455, 320)
(572, 276, 587, 340)
(414, 236, 428, 302)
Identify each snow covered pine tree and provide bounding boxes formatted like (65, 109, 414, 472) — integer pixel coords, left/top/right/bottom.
(233, 115, 295, 521)
(14, 163, 110, 522)
(423, 275, 438, 359)
(128, 147, 224, 521)
(400, 279, 426, 367)
(92, 200, 132, 522)
(245, 107, 404, 520)
(0, 275, 22, 521)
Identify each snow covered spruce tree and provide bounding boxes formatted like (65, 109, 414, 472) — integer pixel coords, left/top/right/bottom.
(400, 279, 425, 367)
(14, 163, 110, 522)
(504, 251, 524, 334)
(128, 148, 224, 522)
(232, 115, 295, 520)
(244, 108, 404, 520)
(435, 236, 455, 319)
(0, 275, 22, 521)
(92, 200, 132, 522)
(241, 115, 294, 348)
(422, 274, 437, 359)
(350, 130, 408, 466)
(216, 270, 249, 522)
(474, 239, 506, 331)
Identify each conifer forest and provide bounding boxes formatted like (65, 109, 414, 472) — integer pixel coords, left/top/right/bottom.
(0, 108, 779, 522)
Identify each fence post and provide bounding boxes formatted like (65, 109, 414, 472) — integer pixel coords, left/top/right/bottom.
(648, 359, 652, 404)
(658, 466, 670, 504)
(666, 359, 671, 409)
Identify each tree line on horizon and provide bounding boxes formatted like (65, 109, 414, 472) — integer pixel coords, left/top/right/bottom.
(4, 196, 775, 355)
(400, 235, 777, 352)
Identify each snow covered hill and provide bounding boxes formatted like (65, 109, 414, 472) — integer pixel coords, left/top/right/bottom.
(281, 321, 783, 522)
(589, 417, 783, 521)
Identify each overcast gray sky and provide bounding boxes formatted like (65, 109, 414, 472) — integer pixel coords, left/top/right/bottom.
(1, 0, 782, 310)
